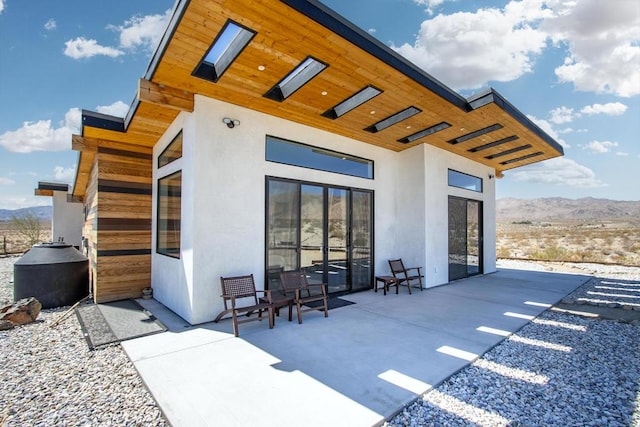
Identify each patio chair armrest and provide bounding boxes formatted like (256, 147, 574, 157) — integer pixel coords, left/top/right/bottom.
(306, 282, 328, 296)
(255, 289, 272, 303)
(406, 266, 423, 276)
(221, 294, 238, 309)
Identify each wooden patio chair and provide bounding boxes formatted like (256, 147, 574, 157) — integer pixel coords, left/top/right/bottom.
(388, 259, 424, 294)
(280, 270, 328, 324)
(214, 274, 274, 337)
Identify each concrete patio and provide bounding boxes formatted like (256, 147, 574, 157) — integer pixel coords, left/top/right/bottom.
(123, 268, 588, 426)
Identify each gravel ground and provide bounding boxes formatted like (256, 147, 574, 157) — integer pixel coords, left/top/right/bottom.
(385, 259, 640, 427)
(0, 255, 167, 426)
(1, 255, 639, 426)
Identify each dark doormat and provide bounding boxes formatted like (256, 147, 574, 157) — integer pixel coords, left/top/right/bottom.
(305, 297, 355, 310)
(75, 299, 167, 350)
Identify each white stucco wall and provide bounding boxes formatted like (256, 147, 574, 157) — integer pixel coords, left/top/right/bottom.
(151, 95, 497, 324)
(423, 144, 497, 286)
(51, 190, 83, 248)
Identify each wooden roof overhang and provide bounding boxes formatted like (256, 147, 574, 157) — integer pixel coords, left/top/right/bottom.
(35, 181, 69, 197)
(72, 0, 563, 198)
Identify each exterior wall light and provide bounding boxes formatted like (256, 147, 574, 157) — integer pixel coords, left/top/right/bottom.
(223, 118, 240, 128)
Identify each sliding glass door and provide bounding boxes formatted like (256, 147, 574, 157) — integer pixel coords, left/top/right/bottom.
(448, 196, 483, 281)
(267, 178, 373, 294)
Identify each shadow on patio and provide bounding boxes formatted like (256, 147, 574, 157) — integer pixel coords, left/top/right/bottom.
(122, 268, 588, 427)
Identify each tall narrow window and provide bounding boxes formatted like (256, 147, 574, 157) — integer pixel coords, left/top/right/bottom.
(157, 171, 182, 258)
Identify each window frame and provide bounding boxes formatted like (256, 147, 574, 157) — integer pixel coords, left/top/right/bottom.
(156, 170, 182, 259)
(158, 130, 183, 169)
(448, 169, 483, 193)
(265, 135, 374, 180)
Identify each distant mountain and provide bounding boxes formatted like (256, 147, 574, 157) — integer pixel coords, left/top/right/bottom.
(497, 197, 640, 221)
(0, 206, 52, 222)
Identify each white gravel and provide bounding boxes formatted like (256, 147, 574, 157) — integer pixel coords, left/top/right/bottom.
(2, 255, 639, 426)
(0, 255, 166, 426)
(386, 260, 640, 427)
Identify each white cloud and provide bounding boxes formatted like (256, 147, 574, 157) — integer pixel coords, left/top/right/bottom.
(0, 177, 16, 185)
(582, 140, 619, 154)
(549, 106, 575, 124)
(509, 157, 606, 188)
(413, 0, 449, 15)
(393, 1, 551, 90)
(0, 101, 124, 153)
(545, 0, 640, 97)
(0, 108, 80, 153)
(96, 100, 129, 118)
(64, 10, 171, 60)
(557, 127, 574, 134)
(44, 18, 56, 31)
(0, 0, 4, 14)
(580, 102, 628, 116)
(616, 152, 629, 156)
(395, 0, 639, 95)
(527, 115, 569, 149)
(54, 166, 76, 182)
(64, 37, 124, 59)
(0, 196, 51, 211)
(368, 28, 377, 35)
(113, 10, 171, 52)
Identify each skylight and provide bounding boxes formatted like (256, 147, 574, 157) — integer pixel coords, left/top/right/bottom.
(448, 124, 504, 145)
(365, 106, 421, 133)
(500, 151, 543, 165)
(467, 135, 519, 153)
(398, 122, 451, 144)
(264, 57, 328, 101)
(193, 20, 256, 83)
(484, 144, 532, 160)
(323, 86, 382, 119)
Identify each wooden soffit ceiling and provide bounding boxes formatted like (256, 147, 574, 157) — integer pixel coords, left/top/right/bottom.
(80, 0, 564, 181)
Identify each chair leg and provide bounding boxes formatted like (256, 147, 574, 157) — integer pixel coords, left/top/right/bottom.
(288, 302, 293, 322)
(231, 310, 239, 337)
(268, 307, 274, 329)
(296, 302, 303, 324)
(322, 298, 328, 318)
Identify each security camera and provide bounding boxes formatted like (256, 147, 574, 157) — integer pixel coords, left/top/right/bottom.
(223, 118, 240, 128)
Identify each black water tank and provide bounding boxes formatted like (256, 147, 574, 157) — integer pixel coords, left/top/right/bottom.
(14, 243, 89, 309)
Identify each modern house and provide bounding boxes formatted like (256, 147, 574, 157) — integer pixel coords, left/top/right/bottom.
(34, 181, 83, 249)
(69, 0, 563, 324)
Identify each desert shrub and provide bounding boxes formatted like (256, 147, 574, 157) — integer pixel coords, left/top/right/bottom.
(532, 246, 570, 261)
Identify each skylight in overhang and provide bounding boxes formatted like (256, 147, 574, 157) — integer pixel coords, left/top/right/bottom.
(448, 124, 503, 145)
(365, 106, 421, 133)
(500, 151, 543, 165)
(192, 20, 256, 83)
(484, 144, 532, 160)
(323, 86, 382, 119)
(398, 121, 451, 144)
(264, 57, 328, 101)
(467, 135, 519, 153)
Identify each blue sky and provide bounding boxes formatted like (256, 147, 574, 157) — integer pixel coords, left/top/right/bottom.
(0, 0, 638, 209)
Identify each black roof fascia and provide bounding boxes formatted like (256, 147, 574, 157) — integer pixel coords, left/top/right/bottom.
(145, 0, 191, 81)
(37, 181, 69, 192)
(467, 88, 565, 155)
(81, 110, 125, 134)
(281, 0, 471, 112)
